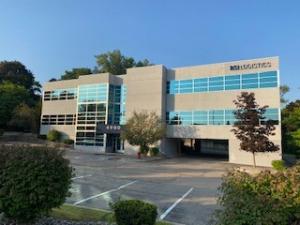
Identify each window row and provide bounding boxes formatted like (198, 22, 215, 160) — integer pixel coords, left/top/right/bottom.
(166, 108, 279, 126)
(77, 103, 107, 125)
(167, 71, 278, 94)
(78, 103, 106, 113)
(44, 88, 77, 101)
(76, 125, 96, 131)
(41, 114, 76, 125)
(78, 84, 108, 103)
(75, 132, 104, 146)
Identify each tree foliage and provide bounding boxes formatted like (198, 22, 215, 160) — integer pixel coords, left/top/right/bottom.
(111, 199, 158, 225)
(8, 102, 40, 132)
(95, 49, 152, 75)
(0, 61, 41, 131)
(60, 67, 92, 80)
(0, 60, 40, 95)
(282, 100, 300, 155)
(47, 129, 62, 142)
(231, 92, 279, 167)
(280, 85, 290, 104)
(0, 145, 73, 223)
(0, 82, 29, 128)
(122, 111, 165, 152)
(213, 165, 300, 225)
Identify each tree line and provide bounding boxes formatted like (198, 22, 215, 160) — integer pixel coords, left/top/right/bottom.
(49, 49, 152, 81)
(0, 50, 152, 133)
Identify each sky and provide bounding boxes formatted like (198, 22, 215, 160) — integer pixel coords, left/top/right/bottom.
(0, 0, 299, 100)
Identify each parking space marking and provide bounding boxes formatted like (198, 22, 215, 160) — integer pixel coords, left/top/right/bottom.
(73, 180, 137, 206)
(72, 175, 92, 180)
(159, 187, 194, 220)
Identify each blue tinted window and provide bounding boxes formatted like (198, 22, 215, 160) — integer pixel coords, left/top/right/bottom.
(209, 76, 224, 91)
(209, 110, 224, 125)
(179, 80, 193, 93)
(193, 111, 208, 125)
(78, 84, 107, 103)
(167, 108, 279, 126)
(194, 78, 208, 92)
(225, 75, 240, 90)
(242, 73, 259, 89)
(259, 71, 277, 88)
(179, 112, 193, 125)
(169, 81, 179, 94)
(225, 110, 237, 125)
(166, 70, 278, 95)
(168, 111, 181, 125)
(262, 108, 279, 122)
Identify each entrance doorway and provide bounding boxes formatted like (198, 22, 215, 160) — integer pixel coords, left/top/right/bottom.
(106, 134, 122, 153)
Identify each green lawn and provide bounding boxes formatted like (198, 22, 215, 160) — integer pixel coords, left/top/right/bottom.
(50, 204, 171, 225)
(50, 204, 114, 223)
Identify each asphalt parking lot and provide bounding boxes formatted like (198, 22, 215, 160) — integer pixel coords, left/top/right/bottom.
(65, 151, 233, 225)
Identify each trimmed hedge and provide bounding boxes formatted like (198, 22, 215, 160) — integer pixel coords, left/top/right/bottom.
(0, 145, 73, 223)
(111, 199, 157, 225)
(213, 164, 300, 225)
(47, 129, 62, 142)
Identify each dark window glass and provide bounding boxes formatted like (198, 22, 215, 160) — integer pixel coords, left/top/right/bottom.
(87, 104, 96, 112)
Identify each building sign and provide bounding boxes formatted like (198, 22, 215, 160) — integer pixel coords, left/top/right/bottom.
(230, 62, 271, 71)
(96, 123, 122, 134)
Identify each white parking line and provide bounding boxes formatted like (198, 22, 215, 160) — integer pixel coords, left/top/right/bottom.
(159, 187, 194, 220)
(72, 175, 92, 180)
(73, 180, 137, 206)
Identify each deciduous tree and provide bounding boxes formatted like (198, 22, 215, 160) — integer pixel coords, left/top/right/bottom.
(0, 82, 29, 128)
(0, 60, 40, 96)
(231, 92, 279, 167)
(95, 49, 152, 75)
(122, 111, 165, 155)
(282, 100, 300, 154)
(8, 103, 40, 132)
(61, 67, 92, 80)
(280, 85, 290, 104)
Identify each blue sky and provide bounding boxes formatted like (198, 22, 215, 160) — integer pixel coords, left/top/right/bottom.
(0, 0, 299, 100)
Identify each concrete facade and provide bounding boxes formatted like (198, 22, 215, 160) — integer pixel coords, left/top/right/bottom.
(40, 56, 281, 166)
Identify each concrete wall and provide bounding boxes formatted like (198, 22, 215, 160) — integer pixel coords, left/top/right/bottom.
(123, 65, 166, 119)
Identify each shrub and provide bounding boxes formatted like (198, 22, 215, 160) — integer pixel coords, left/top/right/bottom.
(47, 129, 62, 142)
(111, 199, 157, 225)
(212, 165, 300, 225)
(38, 134, 47, 140)
(272, 159, 286, 171)
(140, 145, 150, 155)
(150, 147, 159, 156)
(63, 139, 74, 145)
(0, 145, 73, 223)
